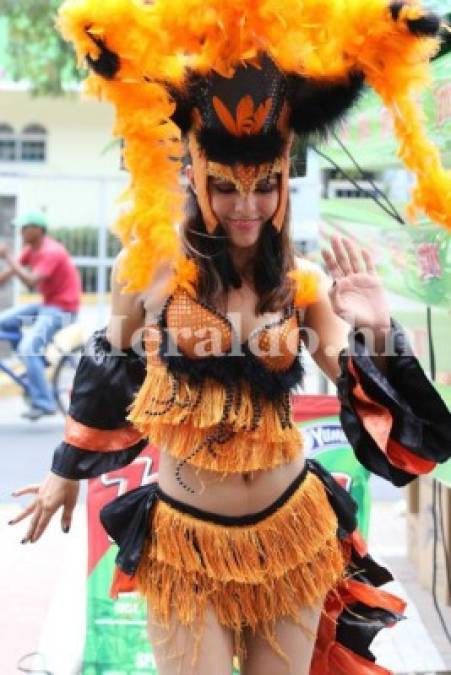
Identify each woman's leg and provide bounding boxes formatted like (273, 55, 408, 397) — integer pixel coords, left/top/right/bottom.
(147, 602, 234, 675)
(241, 604, 322, 675)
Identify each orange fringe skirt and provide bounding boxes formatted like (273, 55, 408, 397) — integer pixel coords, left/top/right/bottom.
(134, 467, 345, 655)
(105, 460, 406, 672)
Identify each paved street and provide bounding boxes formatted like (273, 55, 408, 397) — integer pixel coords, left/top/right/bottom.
(0, 396, 86, 675)
(0, 399, 65, 501)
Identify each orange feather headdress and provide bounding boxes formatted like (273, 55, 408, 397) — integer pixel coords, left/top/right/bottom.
(57, 0, 450, 292)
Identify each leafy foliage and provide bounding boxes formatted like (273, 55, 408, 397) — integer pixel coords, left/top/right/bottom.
(0, 0, 83, 96)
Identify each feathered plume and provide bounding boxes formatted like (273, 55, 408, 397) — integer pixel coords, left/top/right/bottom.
(57, 0, 450, 291)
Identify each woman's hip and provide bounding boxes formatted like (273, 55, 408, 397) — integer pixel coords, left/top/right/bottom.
(157, 449, 308, 517)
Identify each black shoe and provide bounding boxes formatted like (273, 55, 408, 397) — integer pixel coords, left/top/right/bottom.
(21, 406, 57, 421)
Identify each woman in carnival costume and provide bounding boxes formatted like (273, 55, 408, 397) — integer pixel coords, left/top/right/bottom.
(11, 1, 451, 673)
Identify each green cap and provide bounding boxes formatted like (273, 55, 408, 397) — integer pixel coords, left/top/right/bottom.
(12, 211, 48, 229)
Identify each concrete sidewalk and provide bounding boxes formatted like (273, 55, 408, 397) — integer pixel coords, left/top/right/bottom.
(369, 501, 451, 672)
(1, 500, 87, 675)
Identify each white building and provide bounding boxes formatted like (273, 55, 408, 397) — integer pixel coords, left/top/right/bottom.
(0, 82, 126, 232)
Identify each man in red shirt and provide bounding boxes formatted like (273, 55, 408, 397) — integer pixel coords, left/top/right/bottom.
(0, 211, 81, 419)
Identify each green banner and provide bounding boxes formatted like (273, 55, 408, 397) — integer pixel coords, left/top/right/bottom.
(425, 1, 451, 14)
(321, 53, 451, 169)
(82, 547, 152, 675)
(319, 198, 451, 308)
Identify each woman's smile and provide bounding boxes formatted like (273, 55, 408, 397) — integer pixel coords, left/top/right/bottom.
(228, 218, 261, 232)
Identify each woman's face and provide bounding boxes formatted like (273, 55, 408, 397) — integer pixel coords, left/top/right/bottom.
(208, 175, 279, 248)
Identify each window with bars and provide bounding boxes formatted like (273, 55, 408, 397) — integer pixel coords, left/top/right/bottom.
(20, 124, 47, 162)
(0, 124, 17, 161)
(0, 123, 48, 162)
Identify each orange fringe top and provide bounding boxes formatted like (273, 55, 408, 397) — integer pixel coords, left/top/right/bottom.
(128, 265, 320, 474)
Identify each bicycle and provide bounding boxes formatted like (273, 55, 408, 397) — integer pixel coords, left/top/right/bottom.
(0, 323, 84, 415)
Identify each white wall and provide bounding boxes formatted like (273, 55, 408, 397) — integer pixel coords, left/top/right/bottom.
(382, 168, 415, 204)
(0, 88, 127, 228)
(290, 149, 321, 247)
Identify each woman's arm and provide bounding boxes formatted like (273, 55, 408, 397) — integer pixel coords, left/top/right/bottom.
(300, 237, 391, 381)
(300, 260, 349, 383)
(51, 258, 174, 479)
(106, 253, 145, 350)
(304, 237, 451, 487)
(107, 254, 174, 349)
(11, 257, 173, 542)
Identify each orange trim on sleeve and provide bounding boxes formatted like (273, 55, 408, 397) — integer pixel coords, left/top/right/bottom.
(386, 437, 436, 476)
(64, 416, 143, 452)
(349, 529, 368, 558)
(348, 356, 393, 452)
(349, 357, 437, 476)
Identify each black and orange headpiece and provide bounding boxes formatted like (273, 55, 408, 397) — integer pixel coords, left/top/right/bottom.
(58, 0, 450, 291)
(179, 57, 294, 233)
(171, 56, 366, 233)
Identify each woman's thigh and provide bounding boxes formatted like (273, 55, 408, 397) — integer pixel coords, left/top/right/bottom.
(241, 604, 322, 675)
(147, 602, 234, 675)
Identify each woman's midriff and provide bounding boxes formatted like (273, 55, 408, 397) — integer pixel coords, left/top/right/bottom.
(157, 448, 306, 516)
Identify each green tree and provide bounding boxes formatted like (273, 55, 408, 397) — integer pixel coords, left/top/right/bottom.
(0, 0, 83, 96)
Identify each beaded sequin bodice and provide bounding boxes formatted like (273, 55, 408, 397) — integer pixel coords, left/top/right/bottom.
(129, 279, 309, 479)
(162, 288, 301, 374)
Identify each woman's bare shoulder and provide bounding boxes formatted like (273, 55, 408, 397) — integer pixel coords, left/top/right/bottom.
(139, 262, 174, 321)
(111, 253, 173, 311)
(294, 255, 332, 292)
(107, 253, 173, 348)
(294, 255, 325, 276)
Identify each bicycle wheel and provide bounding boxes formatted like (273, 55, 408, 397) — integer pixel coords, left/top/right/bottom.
(52, 345, 83, 415)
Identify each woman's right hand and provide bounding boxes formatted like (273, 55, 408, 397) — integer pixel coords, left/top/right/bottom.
(9, 472, 80, 543)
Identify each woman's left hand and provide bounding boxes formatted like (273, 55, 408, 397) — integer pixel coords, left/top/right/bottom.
(321, 236, 391, 332)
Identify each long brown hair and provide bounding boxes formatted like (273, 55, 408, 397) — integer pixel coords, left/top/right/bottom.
(181, 189, 296, 314)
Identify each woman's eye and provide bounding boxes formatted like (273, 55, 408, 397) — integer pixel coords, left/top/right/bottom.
(214, 183, 236, 194)
(256, 181, 277, 193)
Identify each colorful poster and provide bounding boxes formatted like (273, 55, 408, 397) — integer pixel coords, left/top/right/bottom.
(317, 54, 451, 308)
(83, 395, 370, 673)
(83, 446, 160, 674)
(319, 200, 451, 308)
(292, 395, 371, 537)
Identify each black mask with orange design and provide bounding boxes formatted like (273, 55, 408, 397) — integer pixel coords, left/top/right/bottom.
(165, 56, 364, 234)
